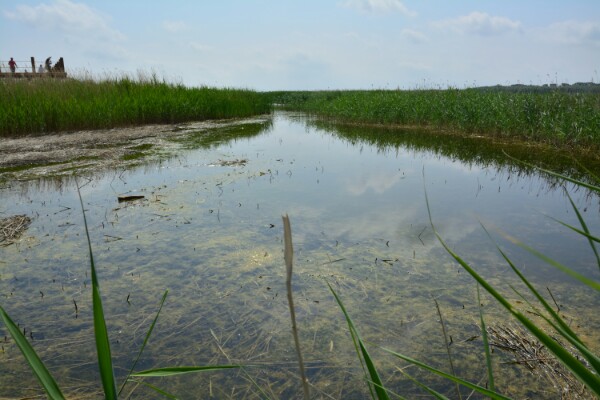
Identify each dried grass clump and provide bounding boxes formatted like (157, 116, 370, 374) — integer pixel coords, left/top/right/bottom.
(488, 324, 590, 399)
(0, 214, 31, 245)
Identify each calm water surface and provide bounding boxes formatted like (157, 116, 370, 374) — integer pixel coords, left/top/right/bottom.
(1, 112, 599, 399)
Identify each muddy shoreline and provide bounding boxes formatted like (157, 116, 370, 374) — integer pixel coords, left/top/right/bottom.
(0, 116, 271, 182)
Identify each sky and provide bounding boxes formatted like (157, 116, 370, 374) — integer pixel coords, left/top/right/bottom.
(1, 0, 600, 90)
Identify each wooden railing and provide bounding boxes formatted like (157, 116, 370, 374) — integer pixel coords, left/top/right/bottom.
(0, 56, 67, 79)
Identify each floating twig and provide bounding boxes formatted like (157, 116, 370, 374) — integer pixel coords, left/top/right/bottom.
(104, 234, 123, 242)
(418, 226, 427, 246)
(117, 195, 145, 203)
(320, 258, 346, 266)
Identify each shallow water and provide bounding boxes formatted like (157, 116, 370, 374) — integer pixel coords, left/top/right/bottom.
(1, 111, 599, 399)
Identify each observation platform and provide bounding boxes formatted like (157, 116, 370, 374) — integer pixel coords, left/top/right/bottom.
(0, 56, 67, 79)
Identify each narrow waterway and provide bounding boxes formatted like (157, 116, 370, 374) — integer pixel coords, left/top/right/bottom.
(1, 111, 598, 399)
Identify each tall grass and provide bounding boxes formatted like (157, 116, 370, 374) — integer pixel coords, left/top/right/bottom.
(0, 73, 272, 137)
(274, 89, 600, 148)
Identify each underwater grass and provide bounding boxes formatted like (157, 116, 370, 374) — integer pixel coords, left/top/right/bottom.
(326, 281, 390, 400)
(423, 184, 600, 395)
(0, 73, 272, 136)
(0, 305, 65, 399)
(2, 183, 599, 398)
(0, 181, 241, 399)
(274, 89, 600, 149)
(318, 165, 600, 398)
(77, 180, 118, 398)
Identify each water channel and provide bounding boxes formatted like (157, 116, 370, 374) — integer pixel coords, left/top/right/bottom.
(1, 111, 599, 399)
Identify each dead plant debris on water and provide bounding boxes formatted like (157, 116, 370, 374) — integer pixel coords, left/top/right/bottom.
(215, 158, 248, 167)
(0, 215, 32, 246)
(488, 324, 591, 399)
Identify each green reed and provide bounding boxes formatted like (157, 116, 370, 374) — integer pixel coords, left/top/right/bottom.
(324, 166, 600, 399)
(0, 183, 240, 399)
(0, 73, 272, 137)
(274, 89, 600, 149)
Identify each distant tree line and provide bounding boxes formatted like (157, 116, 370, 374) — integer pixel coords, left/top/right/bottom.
(475, 81, 600, 94)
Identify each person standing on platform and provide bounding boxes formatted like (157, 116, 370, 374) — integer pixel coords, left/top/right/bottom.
(8, 57, 17, 73)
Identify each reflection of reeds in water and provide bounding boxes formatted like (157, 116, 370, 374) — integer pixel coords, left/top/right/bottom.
(275, 89, 600, 150)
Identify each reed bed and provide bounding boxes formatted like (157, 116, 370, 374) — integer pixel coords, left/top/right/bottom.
(274, 89, 600, 149)
(0, 73, 272, 137)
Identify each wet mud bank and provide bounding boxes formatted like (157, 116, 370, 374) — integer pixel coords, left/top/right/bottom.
(0, 115, 271, 182)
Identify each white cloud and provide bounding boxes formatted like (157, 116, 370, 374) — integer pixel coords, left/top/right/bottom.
(339, 0, 416, 16)
(400, 28, 428, 43)
(435, 11, 522, 36)
(345, 170, 404, 195)
(162, 20, 189, 33)
(537, 20, 600, 46)
(3, 0, 124, 41)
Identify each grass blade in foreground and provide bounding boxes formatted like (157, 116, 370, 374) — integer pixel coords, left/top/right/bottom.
(119, 289, 169, 396)
(0, 306, 66, 400)
(77, 183, 117, 399)
(424, 190, 600, 395)
(395, 368, 450, 400)
(131, 365, 242, 377)
(381, 347, 511, 400)
(504, 235, 600, 291)
(327, 281, 390, 400)
(480, 223, 600, 373)
(433, 298, 461, 400)
(563, 191, 600, 271)
(476, 285, 494, 392)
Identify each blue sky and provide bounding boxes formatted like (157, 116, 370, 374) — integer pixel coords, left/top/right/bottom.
(1, 0, 599, 90)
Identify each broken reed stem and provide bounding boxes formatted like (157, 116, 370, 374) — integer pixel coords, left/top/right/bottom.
(546, 287, 561, 313)
(282, 215, 310, 400)
(433, 298, 462, 400)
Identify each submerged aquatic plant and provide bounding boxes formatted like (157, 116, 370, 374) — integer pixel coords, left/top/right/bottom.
(324, 165, 600, 398)
(0, 182, 240, 399)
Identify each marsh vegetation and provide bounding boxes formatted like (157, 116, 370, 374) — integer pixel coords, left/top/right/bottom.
(1, 78, 599, 398)
(0, 74, 271, 137)
(273, 89, 600, 152)
(1, 111, 599, 398)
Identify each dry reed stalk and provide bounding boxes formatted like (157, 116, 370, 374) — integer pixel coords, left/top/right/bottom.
(282, 215, 310, 400)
